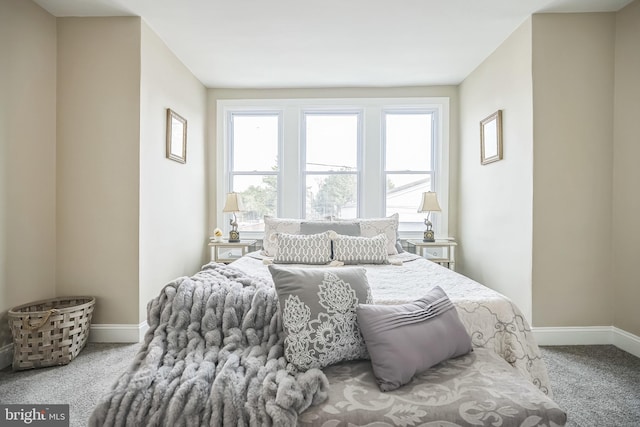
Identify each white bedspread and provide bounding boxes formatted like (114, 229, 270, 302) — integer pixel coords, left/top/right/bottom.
(231, 252, 552, 397)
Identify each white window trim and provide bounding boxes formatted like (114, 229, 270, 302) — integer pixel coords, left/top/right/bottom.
(216, 97, 450, 240)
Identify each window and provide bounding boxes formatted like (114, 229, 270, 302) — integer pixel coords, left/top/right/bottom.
(304, 113, 360, 220)
(218, 98, 449, 238)
(384, 111, 435, 232)
(228, 113, 280, 232)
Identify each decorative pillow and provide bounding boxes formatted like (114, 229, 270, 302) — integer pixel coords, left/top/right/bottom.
(331, 233, 389, 264)
(301, 222, 361, 259)
(273, 232, 332, 265)
(356, 286, 472, 391)
(262, 216, 303, 257)
(268, 265, 373, 371)
(263, 214, 402, 256)
(359, 213, 400, 255)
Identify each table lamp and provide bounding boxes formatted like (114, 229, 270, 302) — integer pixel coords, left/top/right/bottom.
(418, 191, 441, 242)
(223, 192, 243, 242)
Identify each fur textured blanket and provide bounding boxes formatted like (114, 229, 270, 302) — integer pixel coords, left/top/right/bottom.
(89, 263, 329, 427)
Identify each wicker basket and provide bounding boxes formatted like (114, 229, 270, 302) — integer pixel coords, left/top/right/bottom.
(8, 296, 95, 370)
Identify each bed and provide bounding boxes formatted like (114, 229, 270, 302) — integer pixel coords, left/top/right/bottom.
(90, 217, 566, 427)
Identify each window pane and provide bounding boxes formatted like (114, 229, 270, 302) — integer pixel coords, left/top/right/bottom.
(232, 115, 279, 171)
(231, 174, 277, 231)
(305, 174, 357, 220)
(386, 173, 432, 229)
(305, 114, 358, 172)
(385, 113, 432, 171)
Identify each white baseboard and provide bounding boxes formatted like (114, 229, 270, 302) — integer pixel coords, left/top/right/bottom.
(0, 322, 149, 370)
(89, 321, 148, 343)
(533, 326, 613, 346)
(613, 327, 640, 358)
(534, 326, 640, 358)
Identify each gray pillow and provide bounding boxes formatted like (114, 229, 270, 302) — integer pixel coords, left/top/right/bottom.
(356, 286, 472, 391)
(269, 265, 373, 371)
(273, 232, 332, 264)
(331, 233, 389, 264)
(300, 221, 361, 236)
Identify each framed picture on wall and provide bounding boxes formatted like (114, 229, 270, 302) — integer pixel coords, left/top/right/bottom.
(166, 108, 187, 163)
(480, 110, 502, 165)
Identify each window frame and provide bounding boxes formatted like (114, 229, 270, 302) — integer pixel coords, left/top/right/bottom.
(223, 109, 284, 236)
(301, 109, 363, 220)
(382, 108, 439, 232)
(217, 97, 449, 240)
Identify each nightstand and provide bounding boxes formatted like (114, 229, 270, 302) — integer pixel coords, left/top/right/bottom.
(407, 239, 458, 271)
(208, 239, 257, 264)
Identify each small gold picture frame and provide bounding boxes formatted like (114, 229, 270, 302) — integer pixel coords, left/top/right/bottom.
(166, 108, 187, 163)
(480, 110, 502, 165)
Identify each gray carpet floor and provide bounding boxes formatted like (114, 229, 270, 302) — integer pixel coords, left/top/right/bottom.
(0, 343, 638, 426)
(540, 345, 640, 427)
(0, 343, 140, 427)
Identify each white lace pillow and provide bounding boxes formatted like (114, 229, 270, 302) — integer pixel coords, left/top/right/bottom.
(359, 213, 400, 255)
(331, 233, 389, 264)
(273, 232, 332, 265)
(262, 216, 302, 257)
(268, 265, 372, 371)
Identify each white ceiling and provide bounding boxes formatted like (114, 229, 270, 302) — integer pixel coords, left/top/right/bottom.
(33, 0, 632, 88)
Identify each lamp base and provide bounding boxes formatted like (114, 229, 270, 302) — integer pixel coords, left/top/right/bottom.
(423, 230, 435, 242)
(229, 230, 240, 243)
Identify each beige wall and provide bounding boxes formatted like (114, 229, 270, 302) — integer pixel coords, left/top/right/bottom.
(458, 19, 534, 322)
(139, 22, 208, 322)
(0, 12, 209, 344)
(613, 1, 640, 336)
(531, 13, 615, 327)
(207, 86, 459, 236)
(57, 17, 141, 325)
(0, 0, 57, 349)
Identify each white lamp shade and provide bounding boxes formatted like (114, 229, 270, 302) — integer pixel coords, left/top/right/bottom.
(418, 192, 441, 212)
(223, 192, 244, 212)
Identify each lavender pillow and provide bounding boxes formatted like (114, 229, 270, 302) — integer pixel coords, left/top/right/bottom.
(356, 286, 472, 391)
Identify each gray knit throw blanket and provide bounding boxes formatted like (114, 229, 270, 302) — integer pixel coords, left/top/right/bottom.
(89, 263, 329, 426)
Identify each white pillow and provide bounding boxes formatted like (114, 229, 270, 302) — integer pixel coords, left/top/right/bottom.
(262, 216, 302, 257)
(359, 213, 400, 255)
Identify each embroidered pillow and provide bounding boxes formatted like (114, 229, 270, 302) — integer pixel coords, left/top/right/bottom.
(359, 213, 400, 255)
(268, 265, 372, 371)
(357, 286, 472, 391)
(331, 233, 389, 264)
(262, 216, 303, 257)
(273, 232, 332, 265)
